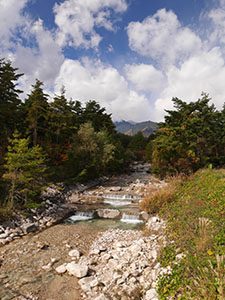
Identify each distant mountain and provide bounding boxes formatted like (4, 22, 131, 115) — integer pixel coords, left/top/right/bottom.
(115, 120, 158, 137)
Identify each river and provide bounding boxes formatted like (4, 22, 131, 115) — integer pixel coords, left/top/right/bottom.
(0, 167, 165, 300)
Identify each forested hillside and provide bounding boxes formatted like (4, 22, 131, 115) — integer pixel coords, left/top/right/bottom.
(0, 59, 149, 213)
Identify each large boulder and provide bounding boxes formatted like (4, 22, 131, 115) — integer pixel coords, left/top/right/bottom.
(97, 209, 120, 219)
(66, 262, 88, 278)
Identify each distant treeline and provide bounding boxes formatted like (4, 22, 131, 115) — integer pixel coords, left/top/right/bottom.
(0, 58, 150, 210)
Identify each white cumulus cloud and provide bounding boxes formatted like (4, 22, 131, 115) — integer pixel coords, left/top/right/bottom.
(54, 0, 128, 49)
(9, 19, 64, 96)
(0, 0, 29, 49)
(125, 63, 165, 93)
(55, 58, 152, 122)
(154, 48, 225, 120)
(127, 8, 202, 66)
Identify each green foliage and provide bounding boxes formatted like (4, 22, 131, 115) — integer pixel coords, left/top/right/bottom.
(152, 93, 225, 176)
(25, 79, 49, 146)
(0, 58, 145, 213)
(127, 131, 148, 160)
(154, 169, 225, 299)
(66, 123, 116, 180)
(82, 100, 115, 134)
(0, 58, 23, 157)
(3, 132, 47, 208)
(157, 262, 187, 300)
(158, 244, 177, 268)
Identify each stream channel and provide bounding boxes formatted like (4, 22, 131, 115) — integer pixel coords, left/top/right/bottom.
(0, 169, 160, 300)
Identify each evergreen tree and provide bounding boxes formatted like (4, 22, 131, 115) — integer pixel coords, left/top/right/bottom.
(25, 79, 49, 146)
(152, 93, 221, 175)
(0, 59, 23, 156)
(3, 132, 47, 208)
(82, 100, 115, 133)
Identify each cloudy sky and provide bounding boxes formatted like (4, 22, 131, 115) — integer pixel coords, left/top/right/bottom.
(1, 0, 225, 122)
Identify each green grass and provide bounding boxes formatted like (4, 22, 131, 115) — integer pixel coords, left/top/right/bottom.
(144, 169, 225, 299)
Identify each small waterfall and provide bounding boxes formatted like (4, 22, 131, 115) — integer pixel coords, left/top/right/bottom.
(104, 199, 132, 207)
(121, 213, 143, 224)
(68, 211, 94, 222)
(103, 194, 141, 201)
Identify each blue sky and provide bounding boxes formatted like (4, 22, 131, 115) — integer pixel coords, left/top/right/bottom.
(1, 0, 225, 121)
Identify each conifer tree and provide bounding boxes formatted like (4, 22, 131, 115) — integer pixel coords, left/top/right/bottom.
(25, 79, 49, 146)
(0, 59, 23, 155)
(3, 132, 46, 208)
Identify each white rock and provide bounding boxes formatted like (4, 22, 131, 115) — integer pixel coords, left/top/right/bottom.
(90, 248, 100, 255)
(79, 276, 95, 292)
(144, 288, 158, 300)
(68, 249, 80, 259)
(55, 263, 67, 274)
(176, 253, 186, 260)
(140, 211, 149, 221)
(150, 249, 158, 260)
(66, 262, 88, 278)
(97, 209, 120, 219)
(94, 294, 109, 300)
(101, 253, 111, 261)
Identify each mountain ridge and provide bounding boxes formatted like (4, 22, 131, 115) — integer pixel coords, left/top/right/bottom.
(115, 120, 158, 137)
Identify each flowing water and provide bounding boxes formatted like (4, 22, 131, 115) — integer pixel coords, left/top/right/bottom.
(121, 213, 144, 224)
(65, 192, 143, 229)
(67, 211, 94, 222)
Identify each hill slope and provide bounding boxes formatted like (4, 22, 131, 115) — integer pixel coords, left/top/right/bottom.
(115, 120, 158, 136)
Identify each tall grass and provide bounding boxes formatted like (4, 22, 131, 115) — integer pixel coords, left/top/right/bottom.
(143, 169, 225, 299)
(140, 176, 183, 214)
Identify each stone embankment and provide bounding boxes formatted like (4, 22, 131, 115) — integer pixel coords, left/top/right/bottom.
(54, 216, 169, 300)
(0, 185, 71, 246)
(0, 177, 107, 246)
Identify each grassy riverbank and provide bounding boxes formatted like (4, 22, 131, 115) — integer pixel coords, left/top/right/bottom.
(142, 169, 225, 299)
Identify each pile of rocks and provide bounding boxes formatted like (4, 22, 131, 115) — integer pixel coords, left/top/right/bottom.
(55, 216, 168, 300)
(0, 185, 74, 245)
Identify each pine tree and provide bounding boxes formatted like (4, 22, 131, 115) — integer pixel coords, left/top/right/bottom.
(0, 59, 23, 156)
(48, 87, 77, 160)
(152, 93, 220, 175)
(82, 100, 115, 133)
(25, 79, 49, 146)
(3, 132, 47, 208)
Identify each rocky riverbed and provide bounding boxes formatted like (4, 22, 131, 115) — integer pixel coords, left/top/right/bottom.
(0, 164, 168, 300)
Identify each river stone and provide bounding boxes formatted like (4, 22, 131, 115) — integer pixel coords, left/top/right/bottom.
(21, 223, 38, 234)
(66, 262, 88, 278)
(140, 211, 149, 221)
(110, 186, 122, 192)
(97, 209, 120, 219)
(55, 263, 67, 274)
(68, 249, 80, 259)
(79, 276, 95, 292)
(94, 294, 109, 300)
(144, 288, 158, 300)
